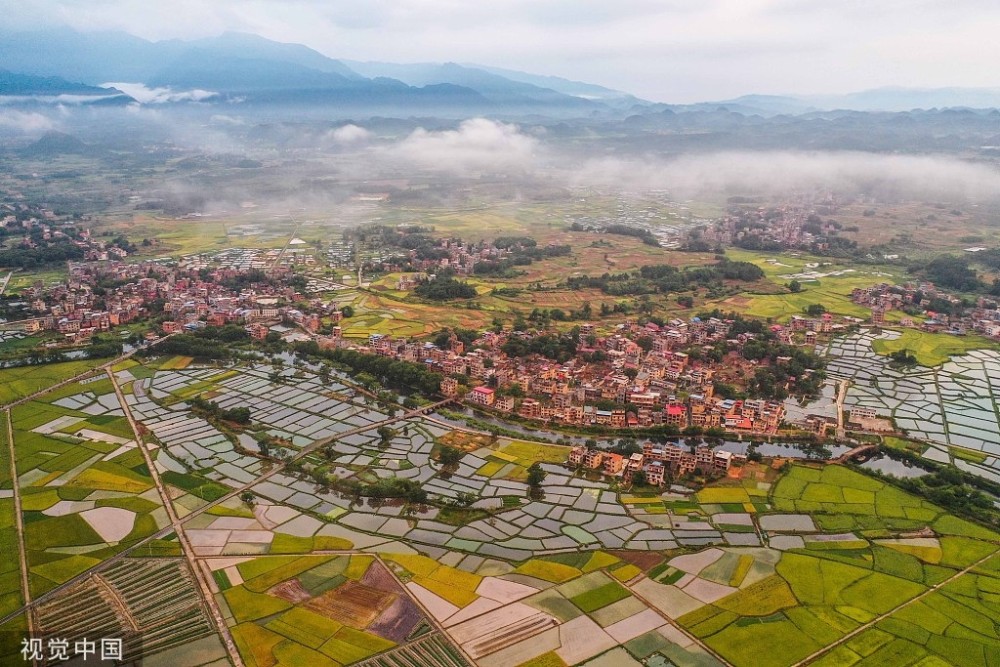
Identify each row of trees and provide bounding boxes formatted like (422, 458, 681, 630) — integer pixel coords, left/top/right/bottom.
(0, 240, 85, 269)
(570, 222, 659, 246)
(189, 395, 252, 424)
(144, 333, 231, 360)
(501, 332, 580, 363)
(866, 449, 1000, 529)
(565, 260, 764, 297)
(291, 341, 443, 396)
(413, 275, 477, 301)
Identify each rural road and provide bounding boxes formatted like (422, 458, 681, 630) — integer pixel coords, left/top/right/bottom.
(834, 378, 850, 439)
(107, 368, 244, 667)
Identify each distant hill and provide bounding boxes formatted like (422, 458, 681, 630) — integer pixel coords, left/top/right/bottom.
(0, 28, 634, 117)
(0, 70, 132, 104)
(703, 89, 1000, 115)
(813, 87, 1000, 112)
(464, 64, 644, 107)
(20, 131, 97, 156)
(1, 69, 111, 95)
(3, 27, 997, 117)
(148, 53, 358, 92)
(342, 61, 601, 111)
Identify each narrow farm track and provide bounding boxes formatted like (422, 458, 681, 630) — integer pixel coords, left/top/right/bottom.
(106, 368, 244, 667)
(795, 546, 1000, 666)
(3, 409, 34, 636)
(0, 396, 452, 628)
(834, 378, 849, 440)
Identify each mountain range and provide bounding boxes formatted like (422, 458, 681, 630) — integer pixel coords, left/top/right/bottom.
(0, 28, 633, 116)
(1, 28, 998, 116)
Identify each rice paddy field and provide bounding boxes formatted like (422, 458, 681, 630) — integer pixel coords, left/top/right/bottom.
(716, 249, 908, 322)
(0, 359, 107, 405)
(0, 349, 997, 666)
(327, 210, 725, 338)
(826, 330, 1000, 479)
(33, 558, 227, 665)
(672, 463, 1000, 667)
(9, 383, 169, 597)
(474, 440, 574, 483)
(215, 553, 469, 667)
(339, 292, 494, 339)
(0, 414, 23, 619)
(871, 328, 995, 367)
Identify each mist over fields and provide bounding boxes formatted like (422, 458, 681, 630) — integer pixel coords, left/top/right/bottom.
(3, 84, 1000, 216)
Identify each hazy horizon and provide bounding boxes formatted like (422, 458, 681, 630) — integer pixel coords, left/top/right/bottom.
(2, 0, 999, 103)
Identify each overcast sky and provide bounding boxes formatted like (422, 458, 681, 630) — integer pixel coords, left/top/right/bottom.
(4, 0, 999, 102)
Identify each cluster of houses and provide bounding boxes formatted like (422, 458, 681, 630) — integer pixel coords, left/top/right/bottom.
(1, 203, 133, 261)
(354, 317, 788, 434)
(697, 200, 844, 250)
(568, 441, 739, 487)
(374, 237, 539, 277)
(853, 282, 1000, 339)
(4, 258, 341, 343)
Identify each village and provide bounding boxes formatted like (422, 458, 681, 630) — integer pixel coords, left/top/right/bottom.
(853, 282, 1000, 338)
(4, 237, 1000, 483)
(567, 440, 739, 488)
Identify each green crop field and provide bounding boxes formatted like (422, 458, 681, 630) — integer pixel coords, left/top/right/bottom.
(570, 581, 631, 612)
(8, 393, 167, 597)
(871, 328, 996, 367)
(0, 360, 106, 405)
(668, 463, 1000, 667)
(515, 558, 583, 583)
(714, 249, 911, 321)
(223, 555, 420, 667)
(813, 558, 1000, 667)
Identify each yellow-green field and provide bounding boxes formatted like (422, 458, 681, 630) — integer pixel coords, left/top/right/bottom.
(0, 360, 105, 405)
(871, 328, 997, 367)
(717, 249, 906, 321)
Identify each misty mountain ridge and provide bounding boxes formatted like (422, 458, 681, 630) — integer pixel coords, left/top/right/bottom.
(20, 130, 99, 156)
(1, 27, 999, 117)
(342, 61, 611, 111)
(0, 28, 623, 116)
(0, 70, 134, 104)
(696, 88, 1000, 116)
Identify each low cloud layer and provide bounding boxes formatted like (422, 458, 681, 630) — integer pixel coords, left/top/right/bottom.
(572, 151, 1000, 201)
(0, 109, 56, 134)
(389, 118, 539, 173)
(379, 118, 1000, 201)
(105, 82, 219, 104)
(327, 123, 372, 145)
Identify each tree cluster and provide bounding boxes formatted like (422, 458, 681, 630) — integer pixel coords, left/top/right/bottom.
(189, 395, 252, 424)
(472, 244, 571, 277)
(916, 255, 982, 293)
(501, 332, 579, 363)
(565, 260, 764, 297)
(292, 341, 442, 396)
(0, 240, 85, 269)
(413, 276, 477, 301)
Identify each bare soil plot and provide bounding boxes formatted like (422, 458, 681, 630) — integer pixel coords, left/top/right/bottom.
(554, 614, 617, 665)
(305, 580, 395, 626)
(80, 507, 136, 543)
(629, 578, 704, 619)
(448, 602, 557, 659)
(670, 548, 725, 575)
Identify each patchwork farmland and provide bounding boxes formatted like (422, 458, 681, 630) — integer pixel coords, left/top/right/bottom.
(0, 354, 996, 667)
